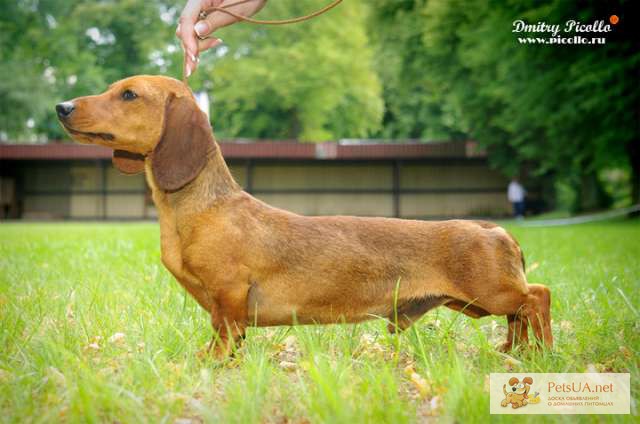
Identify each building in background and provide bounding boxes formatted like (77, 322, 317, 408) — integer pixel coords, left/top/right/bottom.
(0, 140, 515, 220)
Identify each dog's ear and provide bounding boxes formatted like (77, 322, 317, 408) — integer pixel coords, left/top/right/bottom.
(152, 95, 215, 191)
(523, 377, 533, 385)
(112, 150, 145, 175)
(508, 377, 519, 386)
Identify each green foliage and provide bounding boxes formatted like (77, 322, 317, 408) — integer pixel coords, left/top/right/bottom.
(193, 0, 382, 141)
(0, 0, 382, 142)
(368, 0, 467, 141)
(0, 221, 639, 421)
(370, 0, 639, 210)
(0, 0, 179, 140)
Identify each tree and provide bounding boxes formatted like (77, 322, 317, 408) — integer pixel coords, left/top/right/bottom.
(1, 0, 383, 143)
(368, 0, 466, 141)
(370, 0, 639, 211)
(0, 0, 179, 141)
(191, 0, 383, 141)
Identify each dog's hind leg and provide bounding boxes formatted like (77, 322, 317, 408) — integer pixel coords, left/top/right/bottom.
(522, 284, 553, 348)
(494, 284, 552, 351)
(498, 313, 528, 352)
(444, 299, 531, 352)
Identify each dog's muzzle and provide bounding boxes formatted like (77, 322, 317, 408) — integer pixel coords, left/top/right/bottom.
(56, 101, 75, 119)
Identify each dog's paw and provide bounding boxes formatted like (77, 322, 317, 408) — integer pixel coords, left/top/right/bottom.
(196, 337, 244, 362)
(195, 340, 229, 362)
(195, 342, 214, 361)
(496, 341, 513, 352)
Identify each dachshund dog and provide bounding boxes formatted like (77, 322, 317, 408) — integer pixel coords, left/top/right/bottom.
(501, 377, 533, 408)
(56, 76, 553, 358)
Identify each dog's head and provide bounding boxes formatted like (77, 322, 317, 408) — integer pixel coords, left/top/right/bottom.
(507, 377, 533, 396)
(56, 75, 215, 191)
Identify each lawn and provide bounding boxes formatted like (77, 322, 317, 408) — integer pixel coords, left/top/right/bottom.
(0, 220, 638, 423)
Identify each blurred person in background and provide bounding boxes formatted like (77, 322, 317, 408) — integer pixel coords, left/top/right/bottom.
(508, 177, 526, 219)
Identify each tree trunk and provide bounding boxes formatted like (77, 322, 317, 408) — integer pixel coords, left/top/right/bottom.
(288, 109, 301, 140)
(572, 170, 611, 214)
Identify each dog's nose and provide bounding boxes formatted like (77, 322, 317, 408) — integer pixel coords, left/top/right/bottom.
(512, 387, 517, 391)
(56, 101, 75, 119)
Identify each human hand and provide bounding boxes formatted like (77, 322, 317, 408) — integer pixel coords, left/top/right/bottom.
(176, 0, 267, 77)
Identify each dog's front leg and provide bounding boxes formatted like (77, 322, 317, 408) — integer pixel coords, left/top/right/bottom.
(207, 285, 250, 359)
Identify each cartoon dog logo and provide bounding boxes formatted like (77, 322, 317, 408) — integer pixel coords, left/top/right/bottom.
(501, 376, 540, 408)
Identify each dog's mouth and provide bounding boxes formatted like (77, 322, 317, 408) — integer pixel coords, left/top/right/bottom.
(62, 123, 114, 141)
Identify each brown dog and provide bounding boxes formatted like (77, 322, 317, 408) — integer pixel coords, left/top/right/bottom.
(56, 75, 553, 357)
(501, 377, 533, 408)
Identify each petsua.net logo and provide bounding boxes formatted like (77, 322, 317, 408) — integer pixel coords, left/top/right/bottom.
(490, 373, 630, 414)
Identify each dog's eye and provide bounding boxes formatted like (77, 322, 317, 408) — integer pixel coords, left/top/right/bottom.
(121, 90, 137, 101)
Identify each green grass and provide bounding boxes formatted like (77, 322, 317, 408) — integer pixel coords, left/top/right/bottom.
(1, 220, 638, 423)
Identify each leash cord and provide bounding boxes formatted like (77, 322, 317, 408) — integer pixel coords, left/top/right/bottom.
(182, 0, 342, 82)
(201, 0, 343, 26)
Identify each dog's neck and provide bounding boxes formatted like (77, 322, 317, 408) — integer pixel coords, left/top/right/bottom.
(146, 146, 240, 215)
(143, 144, 240, 280)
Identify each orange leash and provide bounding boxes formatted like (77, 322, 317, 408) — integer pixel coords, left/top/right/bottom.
(182, 0, 343, 82)
(201, 0, 343, 26)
